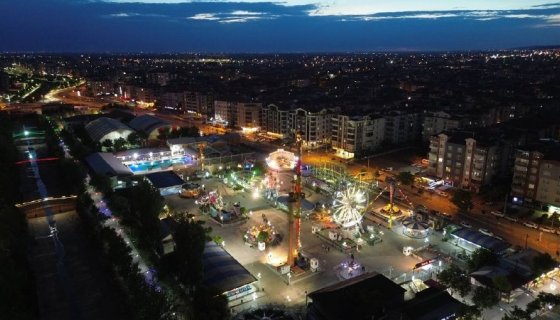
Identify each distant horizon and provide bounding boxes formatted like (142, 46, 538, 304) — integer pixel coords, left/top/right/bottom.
(2, 44, 560, 56)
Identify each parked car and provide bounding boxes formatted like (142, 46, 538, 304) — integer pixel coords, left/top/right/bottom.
(539, 226, 556, 233)
(523, 221, 538, 229)
(491, 210, 505, 218)
(478, 228, 494, 236)
(461, 222, 472, 229)
(505, 215, 519, 223)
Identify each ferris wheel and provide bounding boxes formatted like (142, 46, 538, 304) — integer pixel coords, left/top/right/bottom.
(332, 185, 368, 228)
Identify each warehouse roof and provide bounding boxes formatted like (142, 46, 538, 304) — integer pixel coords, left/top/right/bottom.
(85, 117, 133, 142)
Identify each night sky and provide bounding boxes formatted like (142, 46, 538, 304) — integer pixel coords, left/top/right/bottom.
(1, 0, 560, 52)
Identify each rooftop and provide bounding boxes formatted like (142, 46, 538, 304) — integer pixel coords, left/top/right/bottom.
(451, 228, 510, 253)
(85, 152, 133, 177)
(308, 272, 405, 320)
(202, 241, 257, 294)
(144, 171, 184, 189)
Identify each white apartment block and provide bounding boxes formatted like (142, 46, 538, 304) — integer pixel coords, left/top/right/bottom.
(289, 108, 332, 149)
(331, 115, 385, 158)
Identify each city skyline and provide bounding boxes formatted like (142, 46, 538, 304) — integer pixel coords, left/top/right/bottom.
(1, 0, 560, 52)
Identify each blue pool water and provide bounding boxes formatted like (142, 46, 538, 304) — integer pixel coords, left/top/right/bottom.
(128, 157, 192, 173)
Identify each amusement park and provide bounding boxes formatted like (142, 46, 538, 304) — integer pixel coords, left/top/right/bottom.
(157, 131, 475, 318)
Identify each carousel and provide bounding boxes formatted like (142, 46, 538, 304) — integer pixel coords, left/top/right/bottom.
(402, 215, 431, 239)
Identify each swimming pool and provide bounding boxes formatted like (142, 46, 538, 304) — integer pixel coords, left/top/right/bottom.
(127, 157, 193, 173)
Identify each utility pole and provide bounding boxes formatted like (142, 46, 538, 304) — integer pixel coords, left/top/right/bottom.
(503, 194, 508, 215)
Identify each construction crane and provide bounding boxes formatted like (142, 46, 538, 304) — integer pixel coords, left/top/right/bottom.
(287, 133, 303, 266)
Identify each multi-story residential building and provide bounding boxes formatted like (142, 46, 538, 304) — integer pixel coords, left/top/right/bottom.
(236, 102, 261, 129)
(428, 131, 501, 191)
(536, 157, 560, 212)
(183, 91, 214, 119)
(331, 114, 385, 158)
(214, 101, 261, 128)
(511, 149, 543, 204)
(261, 104, 290, 138)
(511, 140, 560, 210)
(159, 91, 184, 111)
(422, 111, 463, 141)
(214, 100, 233, 126)
(384, 111, 422, 144)
(289, 108, 332, 149)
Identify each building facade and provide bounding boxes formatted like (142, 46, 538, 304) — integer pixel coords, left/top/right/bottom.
(511, 149, 542, 203)
(536, 159, 560, 211)
(331, 115, 385, 158)
(214, 101, 261, 128)
(289, 108, 332, 149)
(261, 104, 290, 137)
(428, 132, 501, 191)
(384, 111, 422, 145)
(422, 111, 463, 141)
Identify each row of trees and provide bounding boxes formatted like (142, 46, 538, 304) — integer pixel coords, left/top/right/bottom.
(439, 248, 559, 319)
(0, 113, 38, 319)
(59, 116, 229, 319)
(504, 293, 560, 320)
(76, 191, 173, 319)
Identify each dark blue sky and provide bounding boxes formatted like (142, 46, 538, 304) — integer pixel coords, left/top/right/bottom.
(1, 0, 560, 52)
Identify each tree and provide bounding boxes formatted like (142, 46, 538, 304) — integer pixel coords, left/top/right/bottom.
(438, 264, 472, 297)
(457, 305, 482, 320)
(113, 137, 128, 151)
(107, 194, 130, 217)
(90, 173, 113, 195)
(451, 189, 473, 212)
(101, 139, 113, 151)
(397, 171, 414, 186)
(127, 132, 143, 147)
(257, 231, 269, 243)
(493, 275, 512, 301)
(467, 248, 498, 272)
(193, 286, 230, 320)
(57, 158, 86, 194)
(472, 286, 500, 310)
(129, 180, 165, 250)
(531, 253, 557, 276)
(170, 216, 211, 288)
(526, 292, 560, 316)
(502, 306, 530, 320)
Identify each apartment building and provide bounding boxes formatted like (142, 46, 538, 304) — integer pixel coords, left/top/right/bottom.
(422, 111, 463, 141)
(214, 101, 261, 128)
(428, 131, 501, 191)
(261, 104, 290, 137)
(384, 111, 422, 144)
(536, 158, 560, 212)
(331, 114, 385, 158)
(236, 102, 261, 129)
(289, 108, 332, 149)
(511, 140, 560, 210)
(183, 91, 214, 118)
